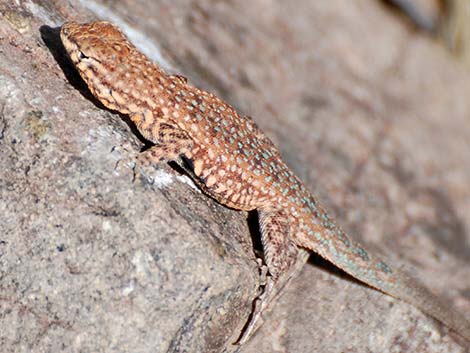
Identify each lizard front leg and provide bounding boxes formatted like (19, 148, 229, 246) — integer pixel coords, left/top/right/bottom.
(113, 111, 194, 179)
(130, 111, 194, 164)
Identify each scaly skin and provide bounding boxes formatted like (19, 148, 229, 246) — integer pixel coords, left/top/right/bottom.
(60, 21, 470, 344)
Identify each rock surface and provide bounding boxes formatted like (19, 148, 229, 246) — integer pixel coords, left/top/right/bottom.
(0, 1, 469, 352)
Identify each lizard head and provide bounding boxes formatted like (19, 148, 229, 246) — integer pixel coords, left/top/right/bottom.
(60, 21, 157, 114)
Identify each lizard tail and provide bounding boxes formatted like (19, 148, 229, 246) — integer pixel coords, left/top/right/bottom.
(294, 218, 470, 342)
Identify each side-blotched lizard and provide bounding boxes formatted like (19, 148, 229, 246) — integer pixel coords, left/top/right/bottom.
(60, 21, 470, 344)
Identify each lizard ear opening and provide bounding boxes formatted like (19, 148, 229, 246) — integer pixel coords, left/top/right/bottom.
(78, 51, 88, 60)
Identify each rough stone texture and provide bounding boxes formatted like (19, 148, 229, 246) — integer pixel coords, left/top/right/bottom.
(0, 1, 469, 353)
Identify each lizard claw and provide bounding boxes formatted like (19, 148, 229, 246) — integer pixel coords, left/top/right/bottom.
(111, 144, 181, 185)
(110, 144, 137, 170)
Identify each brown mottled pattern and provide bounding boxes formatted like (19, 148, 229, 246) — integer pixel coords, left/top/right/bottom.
(60, 21, 470, 343)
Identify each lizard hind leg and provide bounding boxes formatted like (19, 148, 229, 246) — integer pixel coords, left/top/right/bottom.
(259, 210, 300, 279)
(238, 209, 310, 344)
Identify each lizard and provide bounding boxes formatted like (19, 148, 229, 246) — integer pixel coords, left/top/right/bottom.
(60, 21, 470, 345)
